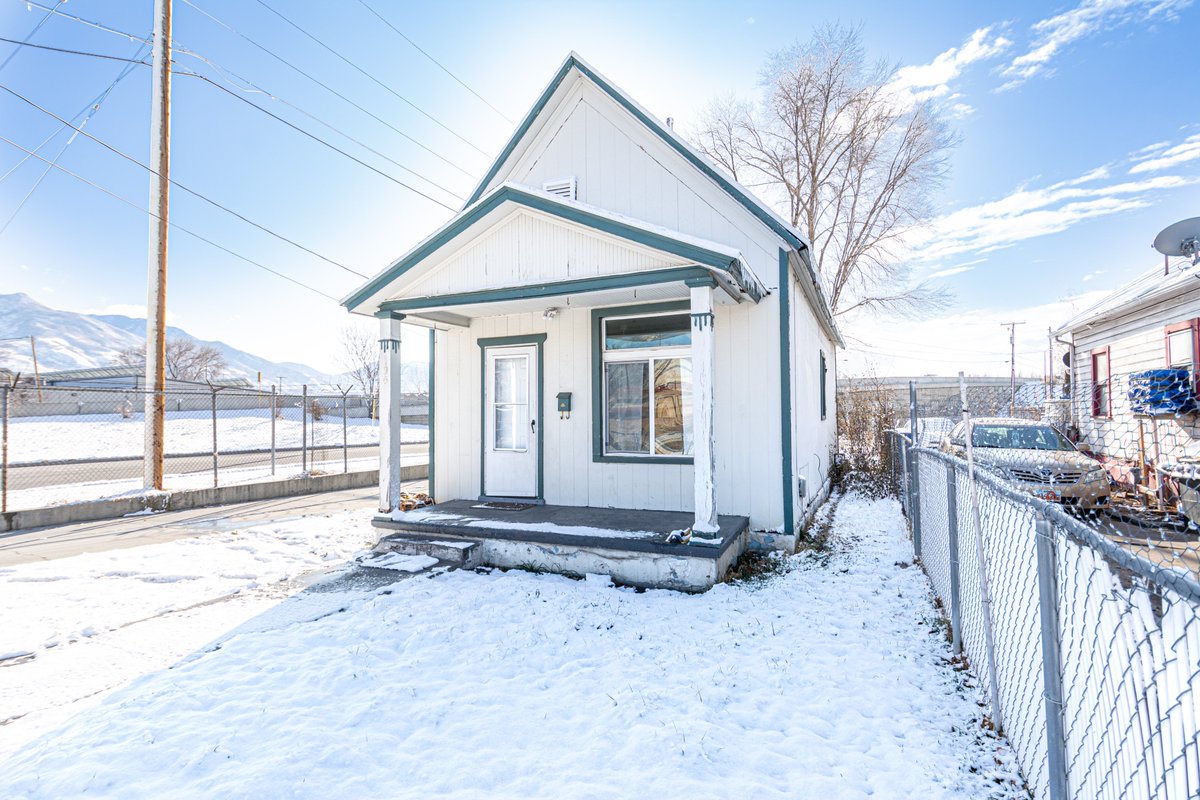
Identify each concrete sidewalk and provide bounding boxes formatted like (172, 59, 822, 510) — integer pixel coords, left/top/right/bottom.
(0, 482, 428, 567)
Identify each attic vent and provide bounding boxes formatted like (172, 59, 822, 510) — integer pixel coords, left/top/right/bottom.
(542, 177, 577, 201)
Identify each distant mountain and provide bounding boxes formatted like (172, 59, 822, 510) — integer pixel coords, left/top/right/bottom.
(0, 293, 336, 388)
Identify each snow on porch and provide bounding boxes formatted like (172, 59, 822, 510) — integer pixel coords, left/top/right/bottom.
(0, 491, 1025, 798)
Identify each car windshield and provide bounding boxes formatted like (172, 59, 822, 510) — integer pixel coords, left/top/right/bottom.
(970, 424, 1074, 451)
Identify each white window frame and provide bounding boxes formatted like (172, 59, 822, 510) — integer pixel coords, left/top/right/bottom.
(600, 311, 692, 459)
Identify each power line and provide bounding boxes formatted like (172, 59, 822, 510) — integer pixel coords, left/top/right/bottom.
(0, 41, 149, 238)
(178, 70, 457, 211)
(178, 0, 476, 178)
(0, 132, 340, 301)
(19, 0, 478, 185)
(0, 0, 66, 73)
(20, 1, 152, 45)
(253, 0, 490, 157)
(0, 36, 465, 205)
(166, 47, 465, 202)
(353, 0, 513, 123)
(0, 35, 149, 65)
(0, 79, 371, 277)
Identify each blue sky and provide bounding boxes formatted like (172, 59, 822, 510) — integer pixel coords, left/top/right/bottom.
(0, 0, 1197, 377)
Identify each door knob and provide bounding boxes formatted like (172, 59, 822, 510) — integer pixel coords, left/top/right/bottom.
(531, 419, 537, 433)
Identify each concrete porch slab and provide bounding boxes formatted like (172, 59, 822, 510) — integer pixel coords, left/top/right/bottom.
(371, 500, 750, 592)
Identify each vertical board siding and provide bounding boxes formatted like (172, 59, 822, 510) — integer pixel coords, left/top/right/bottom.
(430, 304, 797, 529)
(400, 212, 682, 299)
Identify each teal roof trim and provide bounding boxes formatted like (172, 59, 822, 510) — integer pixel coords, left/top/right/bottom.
(463, 54, 808, 254)
(342, 184, 761, 311)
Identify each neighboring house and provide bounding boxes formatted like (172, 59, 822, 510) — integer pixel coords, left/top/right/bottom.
(1055, 257, 1200, 481)
(343, 53, 842, 549)
(37, 365, 251, 391)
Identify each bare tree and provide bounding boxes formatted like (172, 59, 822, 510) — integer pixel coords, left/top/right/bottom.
(116, 338, 227, 381)
(339, 325, 379, 399)
(693, 24, 954, 317)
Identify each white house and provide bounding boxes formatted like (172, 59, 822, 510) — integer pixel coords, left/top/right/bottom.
(343, 54, 841, 579)
(1055, 256, 1200, 497)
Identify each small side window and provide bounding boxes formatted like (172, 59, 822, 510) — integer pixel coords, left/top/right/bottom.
(1091, 347, 1111, 418)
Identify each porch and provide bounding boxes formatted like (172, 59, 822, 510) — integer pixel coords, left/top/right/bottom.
(372, 500, 750, 592)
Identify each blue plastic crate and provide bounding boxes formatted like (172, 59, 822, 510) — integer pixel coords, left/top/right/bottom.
(1128, 368, 1197, 415)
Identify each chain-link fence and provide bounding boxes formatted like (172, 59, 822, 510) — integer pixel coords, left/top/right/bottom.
(876, 373, 1199, 799)
(1, 384, 430, 512)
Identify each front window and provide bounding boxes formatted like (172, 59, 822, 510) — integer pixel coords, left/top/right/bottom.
(971, 424, 1075, 451)
(602, 313, 693, 456)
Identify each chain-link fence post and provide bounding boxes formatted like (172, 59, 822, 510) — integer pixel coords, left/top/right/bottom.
(1035, 514, 1070, 800)
(908, 381, 922, 559)
(270, 385, 277, 476)
(945, 461, 963, 655)
(210, 384, 219, 489)
(959, 371, 1004, 731)
(341, 387, 350, 474)
(1, 382, 9, 514)
(301, 384, 308, 474)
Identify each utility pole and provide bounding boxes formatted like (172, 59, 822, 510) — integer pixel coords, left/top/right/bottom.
(143, 0, 172, 490)
(28, 335, 41, 402)
(1001, 321, 1024, 415)
(1046, 326, 1054, 403)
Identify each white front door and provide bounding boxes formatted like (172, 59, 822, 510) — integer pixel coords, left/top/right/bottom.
(483, 345, 539, 497)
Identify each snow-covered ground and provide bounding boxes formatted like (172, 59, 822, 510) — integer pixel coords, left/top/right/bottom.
(0, 492, 1026, 798)
(8, 410, 427, 463)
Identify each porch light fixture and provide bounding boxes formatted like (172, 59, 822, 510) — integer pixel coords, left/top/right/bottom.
(543, 307, 560, 320)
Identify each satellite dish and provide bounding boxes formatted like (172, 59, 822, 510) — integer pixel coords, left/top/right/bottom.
(1153, 217, 1200, 265)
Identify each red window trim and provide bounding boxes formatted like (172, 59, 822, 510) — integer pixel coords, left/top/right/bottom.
(1091, 346, 1111, 418)
(1164, 320, 1200, 396)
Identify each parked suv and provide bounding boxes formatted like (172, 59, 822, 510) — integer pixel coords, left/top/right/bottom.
(940, 417, 1110, 510)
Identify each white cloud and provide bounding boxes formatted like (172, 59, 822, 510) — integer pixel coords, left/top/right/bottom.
(928, 258, 986, 279)
(1129, 132, 1200, 174)
(886, 27, 1011, 108)
(1000, 0, 1192, 89)
(1081, 269, 1107, 282)
(907, 172, 1194, 263)
(745, 16, 755, 25)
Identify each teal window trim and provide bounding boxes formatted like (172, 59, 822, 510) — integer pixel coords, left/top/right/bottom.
(590, 301, 693, 465)
(778, 249, 795, 535)
(819, 350, 827, 421)
(428, 328, 436, 499)
(379, 267, 720, 313)
(343, 184, 760, 311)
(478, 333, 547, 499)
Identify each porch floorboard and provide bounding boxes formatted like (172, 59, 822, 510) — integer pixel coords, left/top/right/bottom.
(372, 499, 748, 561)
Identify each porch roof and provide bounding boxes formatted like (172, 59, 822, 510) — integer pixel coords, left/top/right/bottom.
(342, 182, 766, 317)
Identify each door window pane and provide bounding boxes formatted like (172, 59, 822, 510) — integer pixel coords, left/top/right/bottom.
(605, 362, 649, 453)
(494, 404, 528, 451)
(653, 358, 693, 455)
(494, 356, 527, 404)
(605, 315, 691, 350)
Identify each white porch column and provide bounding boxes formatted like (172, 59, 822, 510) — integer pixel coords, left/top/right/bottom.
(377, 313, 404, 514)
(689, 282, 719, 534)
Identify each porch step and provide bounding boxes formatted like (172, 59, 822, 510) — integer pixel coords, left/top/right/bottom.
(374, 532, 481, 568)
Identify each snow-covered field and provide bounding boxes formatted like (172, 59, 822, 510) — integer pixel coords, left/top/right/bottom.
(0, 492, 1026, 798)
(8, 410, 427, 463)
(3, 453, 427, 511)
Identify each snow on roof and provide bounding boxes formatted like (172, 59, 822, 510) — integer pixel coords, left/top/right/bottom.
(1056, 257, 1200, 334)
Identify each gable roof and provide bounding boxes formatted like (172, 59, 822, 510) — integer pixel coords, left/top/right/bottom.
(1056, 257, 1200, 334)
(466, 52, 809, 253)
(341, 182, 766, 313)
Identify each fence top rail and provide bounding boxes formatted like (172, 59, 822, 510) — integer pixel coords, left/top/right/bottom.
(901, 435, 1200, 605)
